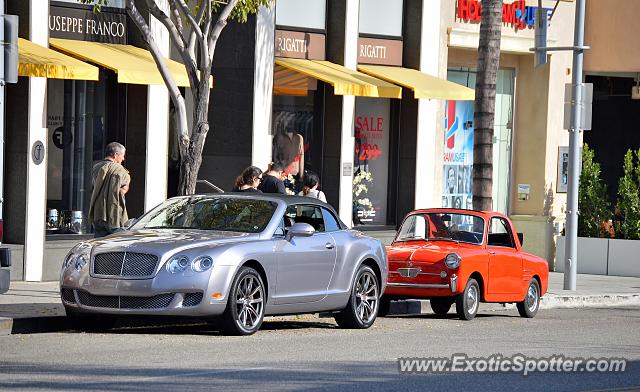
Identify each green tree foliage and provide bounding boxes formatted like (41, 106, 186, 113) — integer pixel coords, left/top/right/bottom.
(578, 144, 610, 237)
(616, 149, 640, 240)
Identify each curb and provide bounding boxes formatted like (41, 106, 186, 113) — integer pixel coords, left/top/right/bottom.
(385, 294, 640, 316)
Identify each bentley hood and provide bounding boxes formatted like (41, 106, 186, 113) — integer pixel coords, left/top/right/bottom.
(86, 229, 257, 256)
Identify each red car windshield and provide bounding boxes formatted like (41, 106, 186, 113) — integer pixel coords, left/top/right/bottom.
(396, 213, 485, 245)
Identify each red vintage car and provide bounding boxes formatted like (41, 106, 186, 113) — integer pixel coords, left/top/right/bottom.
(382, 209, 548, 320)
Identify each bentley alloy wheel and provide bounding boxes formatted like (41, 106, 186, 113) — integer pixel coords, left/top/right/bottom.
(455, 278, 480, 321)
(517, 279, 540, 318)
(335, 265, 379, 329)
(219, 266, 265, 335)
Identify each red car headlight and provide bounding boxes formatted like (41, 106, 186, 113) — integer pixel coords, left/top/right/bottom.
(445, 253, 461, 269)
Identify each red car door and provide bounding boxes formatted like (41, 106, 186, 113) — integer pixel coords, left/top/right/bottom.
(487, 217, 523, 295)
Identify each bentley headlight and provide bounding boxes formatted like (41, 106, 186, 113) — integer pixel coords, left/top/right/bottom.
(192, 256, 214, 273)
(445, 253, 461, 269)
(64, 242, 92, 271)
(166, 256, 190, 274)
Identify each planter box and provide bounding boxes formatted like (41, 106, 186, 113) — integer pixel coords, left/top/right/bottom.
(555, 236, 608, 275)
(607, 239, 640, 278)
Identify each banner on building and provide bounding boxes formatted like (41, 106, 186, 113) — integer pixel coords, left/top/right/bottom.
(443, 100, 473, 218)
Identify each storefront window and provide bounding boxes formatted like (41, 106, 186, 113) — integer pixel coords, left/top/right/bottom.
(46, 71, 126, 235)
(359, 0, 404, 38)
(272, 93, 317, 193)
(353, 97, 391, 226)
(54, 0, 126, 7)
(446, 68, 515, 214)
(275, 0, 326, 31)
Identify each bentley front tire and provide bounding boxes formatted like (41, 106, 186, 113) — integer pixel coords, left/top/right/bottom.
(219, 266, 265, 336)
(455, 278, 480, 321)
(430, 297, 453, 315)
(335, 265, 379, 329)
(517, 279, 540, 318)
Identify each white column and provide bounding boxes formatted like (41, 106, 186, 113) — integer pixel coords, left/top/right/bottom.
(251, 2, 275, 170)
(414, 0, 442, 209)
(144, 0, 170, 211)
(24, 1, 48, 281)
(338, 0, 359, 226)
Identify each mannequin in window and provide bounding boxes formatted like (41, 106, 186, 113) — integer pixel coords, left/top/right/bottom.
(272, 126, 304, 182)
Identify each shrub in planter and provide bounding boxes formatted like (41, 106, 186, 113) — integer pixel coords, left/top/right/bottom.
(616, 149, 640, 240)
(578, 144, 610, 238)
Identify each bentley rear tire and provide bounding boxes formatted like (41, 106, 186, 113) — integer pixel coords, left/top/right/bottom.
(378, 297, 391, 317)
(430, 297, 453, 315)
(517, 279, 540, 318)
(335, 265, 379, 329)
(219, 266, 265, 336)
(455, 278, 480, 321)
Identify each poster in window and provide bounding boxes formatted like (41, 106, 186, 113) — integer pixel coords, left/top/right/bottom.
(443, 100, 474, 225)
(557, 146, 569, 193)
(353, 97, 390, 226)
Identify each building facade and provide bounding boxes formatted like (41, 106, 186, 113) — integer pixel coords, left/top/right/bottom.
(4, 0, 585, 281)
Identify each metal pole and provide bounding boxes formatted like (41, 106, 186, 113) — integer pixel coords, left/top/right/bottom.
(564, 0, 586, 290)
(0, 0, 5, 232)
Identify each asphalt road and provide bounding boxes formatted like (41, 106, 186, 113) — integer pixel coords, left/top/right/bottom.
(1, 307, 639, 391)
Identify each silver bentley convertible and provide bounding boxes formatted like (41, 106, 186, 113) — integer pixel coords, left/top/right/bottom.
(60, 194, 387, 335)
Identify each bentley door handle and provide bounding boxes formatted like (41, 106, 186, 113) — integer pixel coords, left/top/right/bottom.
(325, 243, 335, 249)
(489, 251, 496, 255)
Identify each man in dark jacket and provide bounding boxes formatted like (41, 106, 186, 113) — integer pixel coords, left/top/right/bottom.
(89, 142, 130, 237)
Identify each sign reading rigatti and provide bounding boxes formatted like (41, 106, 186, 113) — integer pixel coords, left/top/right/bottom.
(274, 30, 325, 60)
(358, 37, 402, 66)
(49, 6, 127, 44)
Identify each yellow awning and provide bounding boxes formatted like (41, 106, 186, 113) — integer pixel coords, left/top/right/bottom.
(50, 38, 209, 87)
(275, 58, 402, 99)
(358, 65, 475, 101)
(18, 38, 99, 80)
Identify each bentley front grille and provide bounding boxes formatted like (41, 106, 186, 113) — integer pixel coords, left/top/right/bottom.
(75, 290, 175, 310)
(93, 252, 159, 278)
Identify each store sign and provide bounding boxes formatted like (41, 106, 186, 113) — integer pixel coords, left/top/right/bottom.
(274, 30, 325, 60)
(456, 0, 552, 31)
(442, 100, 473, 211)
(49, 5, 127, 44)
(357, 37, 402, 66)
(32, 141, 45, 165)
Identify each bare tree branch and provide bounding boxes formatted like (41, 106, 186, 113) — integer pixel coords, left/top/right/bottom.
(208, 0, 240, 62)
(144, 0, 199, 88)
(167, 0, 184, 37)
(126, 0, 189, 153)
(173, 0, 209, 72)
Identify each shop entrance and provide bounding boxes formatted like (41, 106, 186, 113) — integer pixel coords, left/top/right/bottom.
(584, 75, 640, 203)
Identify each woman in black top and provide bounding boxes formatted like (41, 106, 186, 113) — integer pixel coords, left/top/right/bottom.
(258, 162, 286, 194)
(232, 166, 263, 193)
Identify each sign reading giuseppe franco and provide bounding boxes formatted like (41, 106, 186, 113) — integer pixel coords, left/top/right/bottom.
(358, 37, 402, 66)
(275, 30, 325, 60)
(49, 5, 127, 44)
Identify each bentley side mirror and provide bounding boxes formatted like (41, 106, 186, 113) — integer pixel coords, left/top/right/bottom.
(286, 222, 315, 241)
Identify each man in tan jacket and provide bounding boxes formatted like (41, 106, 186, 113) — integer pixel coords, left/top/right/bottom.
(89, 142, 130, 238)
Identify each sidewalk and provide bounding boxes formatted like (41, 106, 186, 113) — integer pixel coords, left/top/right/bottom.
(1, 272, 639, 334)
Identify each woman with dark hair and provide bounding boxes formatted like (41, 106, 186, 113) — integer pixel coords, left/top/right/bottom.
(298, 170, 326, 202)
(258, 161, 286, 194)
(232, 166, 263, 192)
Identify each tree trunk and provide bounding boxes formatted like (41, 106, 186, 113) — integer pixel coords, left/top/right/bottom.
(473, 0, 502, 212)
(177, 81, 211, 196)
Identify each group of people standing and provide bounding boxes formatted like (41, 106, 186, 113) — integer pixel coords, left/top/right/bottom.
(232, 163, 326, 202)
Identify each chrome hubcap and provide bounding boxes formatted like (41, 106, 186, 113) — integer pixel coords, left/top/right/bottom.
(527, 284, 539, 312)
(467, 285, 478, 315)
(355, 272, 378, 324)
(235, 275, 263, 330)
